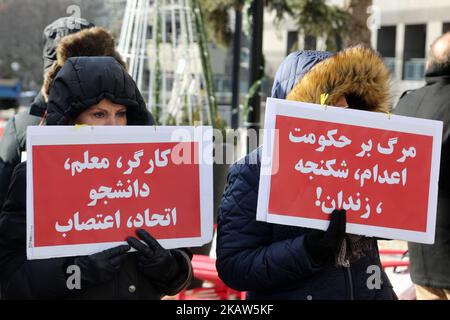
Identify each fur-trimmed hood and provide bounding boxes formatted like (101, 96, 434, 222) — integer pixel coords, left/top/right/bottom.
(42, 27, 127, 101)
(286, 46, 392, 113)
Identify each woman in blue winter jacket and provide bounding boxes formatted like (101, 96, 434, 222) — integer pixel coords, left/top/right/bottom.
(216, 46, 397, 300)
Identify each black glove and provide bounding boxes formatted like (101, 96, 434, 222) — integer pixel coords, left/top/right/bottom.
(70, 244, 130, 287)
(126, 229, 180, 285)
(304, 209, 346, 266)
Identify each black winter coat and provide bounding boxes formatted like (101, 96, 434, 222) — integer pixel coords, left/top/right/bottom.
(0, 94, 45, 209)
(217, 148, 396, 300)
(0, 162, 192, 299)
(0, 57, 191, 299)
(394, 74, 450, 288)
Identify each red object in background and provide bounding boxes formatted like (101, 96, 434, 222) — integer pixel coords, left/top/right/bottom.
(32, 142, 202, 248)
(0, 119, 6, 138)
(379, 249, 409, 271)
(178, 254, 246, 300)
(268, 115, 434, 233)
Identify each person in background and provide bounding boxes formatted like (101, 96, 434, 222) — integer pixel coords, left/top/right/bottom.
(0, 17, 94, 208)
(0, 57, 192, 299)
(216, 46, 397, 300)
(394, 32, 450, 300)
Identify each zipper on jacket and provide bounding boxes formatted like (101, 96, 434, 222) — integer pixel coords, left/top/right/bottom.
(342, 259, 354, 300)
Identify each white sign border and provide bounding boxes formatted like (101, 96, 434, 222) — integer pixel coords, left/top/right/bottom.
(257, 98, 443, 244)
(26, 125, 214, 260)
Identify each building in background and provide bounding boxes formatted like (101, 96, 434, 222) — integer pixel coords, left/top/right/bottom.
(372, 0, 450, 103)
(261, 0, 450, 105)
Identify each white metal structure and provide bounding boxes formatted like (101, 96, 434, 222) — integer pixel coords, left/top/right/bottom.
(118, 0, 211, 125)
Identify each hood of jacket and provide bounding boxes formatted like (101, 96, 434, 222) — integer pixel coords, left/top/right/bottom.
(287, 46, 392, 113)
(46, 56, 154, 126)
(42, 17, 95, 73)
(271, 50, 333, 99)
(42, 27, 127, 102)
(29, 91, 47, 118)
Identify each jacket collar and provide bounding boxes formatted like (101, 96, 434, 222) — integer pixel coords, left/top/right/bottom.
(425, 64, 450, 84)
(425, 75, 450, 85)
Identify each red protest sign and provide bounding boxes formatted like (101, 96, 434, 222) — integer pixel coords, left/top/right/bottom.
(27, 126, 213, 259)
(257, 98, 443, 244)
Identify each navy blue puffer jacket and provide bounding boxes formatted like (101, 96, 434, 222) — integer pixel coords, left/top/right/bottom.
(216, 51, 397, 300)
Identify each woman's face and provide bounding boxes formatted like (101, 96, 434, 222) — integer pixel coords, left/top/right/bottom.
(74, 99, 127, 126)
(335, 95, 349, 108)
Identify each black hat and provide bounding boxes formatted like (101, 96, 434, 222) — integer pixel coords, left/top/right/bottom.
(42, 17, 95, 72)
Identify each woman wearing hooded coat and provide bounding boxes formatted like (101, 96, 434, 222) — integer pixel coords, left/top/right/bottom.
(216, 46, 397, 300)
(0, 56, 193, 299)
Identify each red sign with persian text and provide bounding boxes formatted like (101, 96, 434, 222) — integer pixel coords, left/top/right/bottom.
(270, 115, 431, 232)
(27, 126, 213, 259)
(33, 142, 201, 246)
(257, 98, 442, 244)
